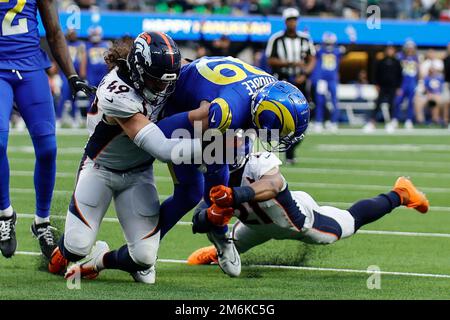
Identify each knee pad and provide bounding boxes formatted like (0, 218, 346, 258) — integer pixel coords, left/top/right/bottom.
(129, 240, 158, 268)
(63, 229, 94, 258)
(28, 120, 55, 138)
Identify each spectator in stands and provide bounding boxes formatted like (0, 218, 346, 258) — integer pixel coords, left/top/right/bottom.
(363, 45, 402, 133)
(266, 7, 316, 164)
(313, 32, 345, 133)
(389, 40, 420, 131)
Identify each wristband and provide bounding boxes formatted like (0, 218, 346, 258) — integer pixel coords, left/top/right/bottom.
(232, 186, 256, 206)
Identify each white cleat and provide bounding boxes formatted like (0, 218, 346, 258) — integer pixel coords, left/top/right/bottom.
(207, 231, 241, 277)
(362, 122, 376, 133)
(326, 122, 339, 133)
(313, 122, 324, 133)
(404, 119, 414, 131)
(131, 266, 156, 284)
(385, 119, 398, 134)
(65, 240, 110, 280)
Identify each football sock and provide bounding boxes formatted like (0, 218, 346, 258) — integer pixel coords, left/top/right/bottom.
(103, 245, 148, 273)
(32, 134, 57, 219)
(0, 131, 10, 212)
(0, 205, 13, 218)
(34, 216, 50, 224)
(348, 191, 401, 231)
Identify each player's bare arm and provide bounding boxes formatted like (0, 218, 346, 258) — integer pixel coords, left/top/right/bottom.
(38, 0, 95, 96)
(37, 0, 76, 78)
(209, 167, 284, 208)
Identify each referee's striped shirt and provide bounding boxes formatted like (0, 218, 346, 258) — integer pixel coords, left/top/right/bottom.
(265, 30, 316, 80)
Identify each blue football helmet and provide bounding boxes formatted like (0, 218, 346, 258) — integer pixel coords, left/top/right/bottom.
(251, 81, 310, 152)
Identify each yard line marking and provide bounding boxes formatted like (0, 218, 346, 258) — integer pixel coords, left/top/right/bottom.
(285, 157, 450, 169)
(8, 181, 450, 195)
(282, 167, 450, 179)
(11, 188, 71, 195)
(10, 166, 450, 179)
(9, 128, 450, 136)
(320, 201, 450, 212)
(13, 251, 450, 279)
(8, 147, 82, 154)
(315, 144, 450, 152)
(15, 213, 450, 238)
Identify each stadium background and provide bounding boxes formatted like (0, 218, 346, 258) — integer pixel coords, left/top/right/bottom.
(3, 0, 450, 300)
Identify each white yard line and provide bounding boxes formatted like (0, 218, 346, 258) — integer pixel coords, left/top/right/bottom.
(315, 144, 450, 152)
(10, 166, 450, 179)
(15, 213, 450, 238)
(13, 251, 450, 279)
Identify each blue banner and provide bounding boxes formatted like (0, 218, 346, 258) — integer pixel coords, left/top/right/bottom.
(39, 11, 450, 47)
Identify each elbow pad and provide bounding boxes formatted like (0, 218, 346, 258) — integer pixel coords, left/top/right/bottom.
(134, 122, 202, 163)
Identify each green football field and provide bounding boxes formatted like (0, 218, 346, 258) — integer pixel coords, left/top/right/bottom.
(1, 129, 450, 300)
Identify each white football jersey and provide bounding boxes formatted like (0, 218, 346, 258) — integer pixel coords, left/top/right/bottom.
(84, 68, 165, 171)
(236, 152, 301, 231)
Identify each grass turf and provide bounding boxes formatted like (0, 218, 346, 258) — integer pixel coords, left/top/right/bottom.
(1, 131, 450, 299)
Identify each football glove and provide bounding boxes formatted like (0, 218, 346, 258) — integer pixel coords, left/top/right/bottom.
(210, 185, 234, 208)
(68, 75, 97, 100)
(207, 204, 234, 226)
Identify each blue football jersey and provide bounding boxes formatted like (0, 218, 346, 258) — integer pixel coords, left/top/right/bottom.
(0, 0, 51, 70)
(316, 46, 343, 81)
(397, 52, 419, 82)
(165, 56, 277, 133)
(86, 41, 109, 77)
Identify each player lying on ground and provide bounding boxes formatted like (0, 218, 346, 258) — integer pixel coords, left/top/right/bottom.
(48, 32, 202, 284)
(187, 152, 430, 277)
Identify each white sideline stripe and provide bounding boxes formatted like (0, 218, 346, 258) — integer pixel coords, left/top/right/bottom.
(10, 166, 450, 179)
(282, 167, 450, 179)
(15, 213, 450, 238)
(8, 181, 450, 195)
(13, 252, 450, 279)
(9, 156, 450, 170)
(8, 147, 81, 154)
(315, 144, 450, 152)
(8, 128, 450, 136)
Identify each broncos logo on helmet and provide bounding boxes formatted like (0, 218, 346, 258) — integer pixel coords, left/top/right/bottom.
(127, 32, 181, 106)
(251, 81, 310, 152)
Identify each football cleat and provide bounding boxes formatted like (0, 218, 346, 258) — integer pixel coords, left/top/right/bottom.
(187, 245, 218, 265)
(393, 177, 429, 214)
(0, 211, 17, 258)
(207, 231, 241, 277)
(65, 241, 110, 280)
(48, 247, 69, 275)
(31, 221, 57, 260)
(131, 266, 156, 284)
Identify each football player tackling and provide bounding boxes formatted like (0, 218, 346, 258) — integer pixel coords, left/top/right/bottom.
(49, 32, 202, 284)
(188, 152, 430, 277)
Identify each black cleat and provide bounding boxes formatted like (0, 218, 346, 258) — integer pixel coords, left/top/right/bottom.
(0, 211, 17, 258)
(31, 221, 57, 260)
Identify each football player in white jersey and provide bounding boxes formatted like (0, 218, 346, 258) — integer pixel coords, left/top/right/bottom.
(187, 152, 430, 277)
(48, 32, 202, 284)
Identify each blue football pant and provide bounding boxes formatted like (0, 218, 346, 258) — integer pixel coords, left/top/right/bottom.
(315, 79, 339, 123)
(0, 69, 56, 218)
(394, 82, 416, 121)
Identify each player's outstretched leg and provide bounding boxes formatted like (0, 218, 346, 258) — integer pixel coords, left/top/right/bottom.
(65, 240, 110, 280)
(348, 176, 429, 231)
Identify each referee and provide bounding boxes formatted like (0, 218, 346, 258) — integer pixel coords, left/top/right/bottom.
(266, 7, 316, 164)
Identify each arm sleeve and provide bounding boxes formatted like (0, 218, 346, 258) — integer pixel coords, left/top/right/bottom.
(134, 122, 202, 163)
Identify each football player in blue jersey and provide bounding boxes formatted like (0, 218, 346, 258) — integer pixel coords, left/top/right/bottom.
(86, 26, 110, 100)
(154, 56, 310, 275)
(314, 32, 345, 133)
(55, 28, 87, 127)
(389, 39, 420, 131)
(0, 0, 95, 259)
